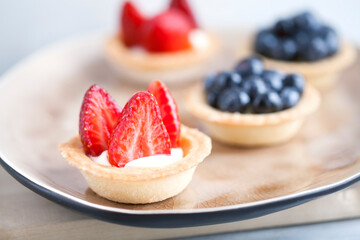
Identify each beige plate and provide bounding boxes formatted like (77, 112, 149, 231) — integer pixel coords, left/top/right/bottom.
(0, 34, 360, 228)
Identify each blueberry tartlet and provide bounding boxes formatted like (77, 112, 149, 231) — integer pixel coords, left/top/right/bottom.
(238, 11, 356, 90)
(187, 57, 320, 146)
(105, 0, 219, 85)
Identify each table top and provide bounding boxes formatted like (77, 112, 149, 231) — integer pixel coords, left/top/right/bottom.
(1, 164, 360, 239)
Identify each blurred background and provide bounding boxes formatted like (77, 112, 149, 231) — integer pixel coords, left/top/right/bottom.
(0, 0, 359, 74)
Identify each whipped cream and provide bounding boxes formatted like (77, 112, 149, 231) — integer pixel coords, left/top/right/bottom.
(90, 148, 183, 168)
(189, 29, 210, 51)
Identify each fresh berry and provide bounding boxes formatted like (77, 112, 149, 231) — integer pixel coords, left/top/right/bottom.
(270, 38, 298, 61)
(79, 85, 122, 156)
(142, 9, 192, 52)
(293, 11, 320, 32)
(252, 91, 283, 114)
(169, 0, 198, 29)
(320, 26, 339, 56)
(274, 19, 295, 36)
(281, 87, 301, 109)
(242, 75, 268, 99)
(261, 70, 284, 92)
(205, 72, 242, 94)
(148, 80, 181, 148)
(283, 74, 305, 94)
(217, 88, 250, 113)
(206, 91, 218, 108)
(235, 57, 263, 76)
(255, 30, 280, 56)
(121, 1, 146, 46)
(303, 37, 328, 61)
(108, 92, 171, 167)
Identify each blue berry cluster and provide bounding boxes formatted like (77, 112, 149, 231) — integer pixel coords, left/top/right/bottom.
(204, 57, 305, 114)
(255, 11, 339, 62)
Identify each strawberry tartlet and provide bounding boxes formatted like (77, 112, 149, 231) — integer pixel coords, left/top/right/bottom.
(105, 0, 219, 84)
(59, 81, 211, 204)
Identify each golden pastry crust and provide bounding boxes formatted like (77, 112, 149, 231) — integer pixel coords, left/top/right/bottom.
(105, 32, 219, 71)
(59, 125, 211, 204)
(59, 125, 211, 181)
(187, 84, 320, 126)
(186, 84, 320, 146)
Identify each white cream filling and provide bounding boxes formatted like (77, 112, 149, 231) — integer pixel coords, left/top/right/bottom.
(188, 29, 210, 51)
(90, 148, 183, 168)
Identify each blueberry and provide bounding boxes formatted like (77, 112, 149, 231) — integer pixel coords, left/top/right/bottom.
(235, 57, 263, 76)
(217, 89, 241, 113)
(228, 72, 243, 87)
(274, 19, 296, 36)
(281, 87, 301, 109)
(293, 11, 320, 32)
(283, 74, 305, 93)
(252, 91, 283, 114)
(255, 30, 280, 56)
(302, 37, 328, 61)
(294, 30, 310, 55)
(319, 26, 339, 56)
(261, 70, 284, 92)
(204, 74, 216, 92)
(270, 38, 298, 61)
(242, 75, 268, 99)
(238, 90, 251, 113)
(206, 91, 218, 108)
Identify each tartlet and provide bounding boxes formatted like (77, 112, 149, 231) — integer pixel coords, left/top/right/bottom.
(105, 0, 219, 85)
(238, 37, 357, 90)
(105, 32, 219, 84)
(59, 125, 211, 204)
(238, 11, 357, 90)
(187, 84, 320, 146)
(59, 81, 211, 204)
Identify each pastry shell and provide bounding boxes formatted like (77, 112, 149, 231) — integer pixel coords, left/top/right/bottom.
(237, 36, 357, 90)
(187, 84, 320, 146)
(104, 32, 219, 85)
(59, 125, 211, 204)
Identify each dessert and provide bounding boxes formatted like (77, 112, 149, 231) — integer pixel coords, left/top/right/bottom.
(238, 11, 356, 90)
(105, 0, 219, 84)
(59, 81, 211, 204)
(187, 57, 320, 146)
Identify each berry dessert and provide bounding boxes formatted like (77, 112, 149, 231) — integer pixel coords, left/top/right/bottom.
(187, 57, 320, 146)
(238, 11, 356, 90)
(105, 0, 219, 84)
(59, 81, 211, 204)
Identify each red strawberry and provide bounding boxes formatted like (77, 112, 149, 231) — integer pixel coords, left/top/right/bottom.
(148, 81, 181, 148)
(79, 85, 122, 156)
(121, 1, 146, 46)
(169, 0, 198, 29)
(142, 9, 192, 52)
(108, 91, 171, 167)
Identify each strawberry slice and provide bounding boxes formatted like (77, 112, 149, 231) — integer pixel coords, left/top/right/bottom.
(79, 85, 122, 156)
(121, 1, 146, 46)
(142, 9, 192, 52)
(169, 0, 198, 29)
(148, 81, 181, 148)
(108, 91, 171, 167)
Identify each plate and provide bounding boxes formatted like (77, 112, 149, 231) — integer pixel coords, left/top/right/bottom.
(0, 34, 360, 228)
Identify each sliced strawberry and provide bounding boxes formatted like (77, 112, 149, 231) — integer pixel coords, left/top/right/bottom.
(79, 85, 122, 156)
(169, 0, 198, 29)
(121, 1, 146, 46)
(148, 81, 181, 148)
(142, 9, 192, 52)
(108, 91, 171, 167)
